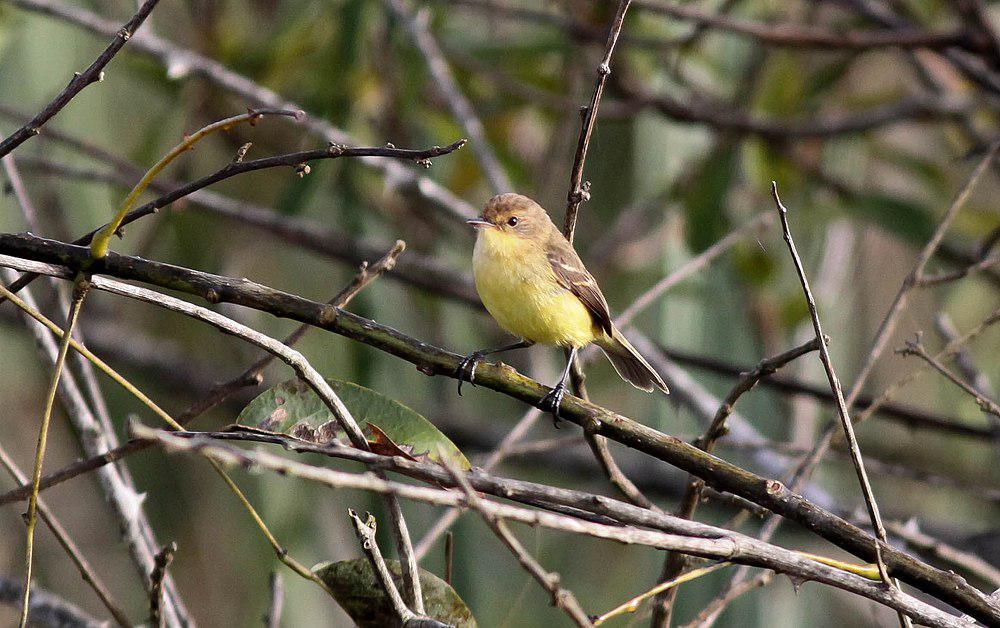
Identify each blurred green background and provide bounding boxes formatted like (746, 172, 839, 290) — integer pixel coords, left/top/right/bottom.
(0, 0, 998, 626)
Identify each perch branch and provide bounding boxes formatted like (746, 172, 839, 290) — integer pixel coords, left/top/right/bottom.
(0, 244, 996, 624)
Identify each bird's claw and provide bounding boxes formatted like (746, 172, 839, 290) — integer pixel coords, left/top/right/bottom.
(456, 351, 486, 396)
(541, 382, 568, 428)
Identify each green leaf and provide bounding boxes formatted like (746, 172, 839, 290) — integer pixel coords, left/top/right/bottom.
(315, 559, 477, 628)
(236, 378, 470, 469)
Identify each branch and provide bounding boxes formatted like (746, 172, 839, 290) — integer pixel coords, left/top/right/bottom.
(898, 334, 1000, 418)
(620, 81, 969, 140)
(0, 245, 995, 624)
(149, 542, 176, 628)
(655, 342, 997, 440)
(348, 510, 433, 627)
(264, 573, 283, 628)
(0, 576, 105, 628)
(132, 426, 973, 628)
(10, 154, 478, 305)
(0, 0, 160, 158)
(634, 0, 974, 51)
(772, 182, 903, 616)
(0, 138, 464, 305)
(563, 0, 632, 241)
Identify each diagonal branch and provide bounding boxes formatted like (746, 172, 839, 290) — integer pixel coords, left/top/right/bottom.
(0, 0, 160, 158)
(441, 456, 593, 627)
(772, 182, 906, 625)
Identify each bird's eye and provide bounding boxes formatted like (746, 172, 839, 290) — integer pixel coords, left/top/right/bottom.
(507, 216, 519, 226)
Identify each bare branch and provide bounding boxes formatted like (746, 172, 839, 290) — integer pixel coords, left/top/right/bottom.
(898, 334, 1000, 418)
(0, 0, 160, 158)
(264, 573, 283, 628)
(133, 425, 974, 628)
(149, 542, 176, 628)
(563, 0, 633, 242)
(772, 182, 904, 618)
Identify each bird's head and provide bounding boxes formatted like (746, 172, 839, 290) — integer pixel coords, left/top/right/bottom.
(468, 193, 553, 240)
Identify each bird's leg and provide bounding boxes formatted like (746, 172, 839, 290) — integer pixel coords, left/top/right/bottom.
(456, 339, 534, 395)
(541, 347, 577, 427)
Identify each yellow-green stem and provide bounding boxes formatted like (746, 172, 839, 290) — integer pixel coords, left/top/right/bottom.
(796, 550, 881, 580)
(90, 111, 268, 259)
(19, 277, 89, 628)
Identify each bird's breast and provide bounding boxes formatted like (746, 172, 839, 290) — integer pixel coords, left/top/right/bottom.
(473, 230, 599, 347)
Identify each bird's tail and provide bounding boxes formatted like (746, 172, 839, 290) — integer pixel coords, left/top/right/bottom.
(595, 327, 669, 394)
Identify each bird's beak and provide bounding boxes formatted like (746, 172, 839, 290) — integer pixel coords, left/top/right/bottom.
(466, 218, 494, 230)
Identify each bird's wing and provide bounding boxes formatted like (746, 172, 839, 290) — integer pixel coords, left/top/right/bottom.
(547, 244, 614, 337)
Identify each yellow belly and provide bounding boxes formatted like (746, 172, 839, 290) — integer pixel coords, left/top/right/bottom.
(473, 229, 600, 347)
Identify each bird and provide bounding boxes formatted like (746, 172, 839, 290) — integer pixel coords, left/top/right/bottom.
(458, 192, 668, 420)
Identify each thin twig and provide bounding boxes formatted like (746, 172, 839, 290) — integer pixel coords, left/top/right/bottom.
(563, 0, 633, 242)
(898, 334, 1000, 418)
(413, 408, 542, 560)
(89, 109, 302, 259)
(596, 562, 730, 626)
(0, 0, 160, 158)
(443, 450, 590, 627)
(349, 510, 419, 625)
(444, 533, 454, 586)
(773, 182, 906, 622)
(0, 442, 132, 627)
(19, 277, 89, 628)
(634, 0, 973, 51)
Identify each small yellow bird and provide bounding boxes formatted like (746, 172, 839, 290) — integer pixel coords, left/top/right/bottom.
(458, 193, 668, 419)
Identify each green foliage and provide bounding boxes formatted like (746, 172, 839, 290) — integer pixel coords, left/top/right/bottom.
(315, 559, 477, 627)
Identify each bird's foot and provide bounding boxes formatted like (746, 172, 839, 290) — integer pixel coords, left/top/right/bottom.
(456, 351, 486, 396)
(540, 381, 568, 428)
